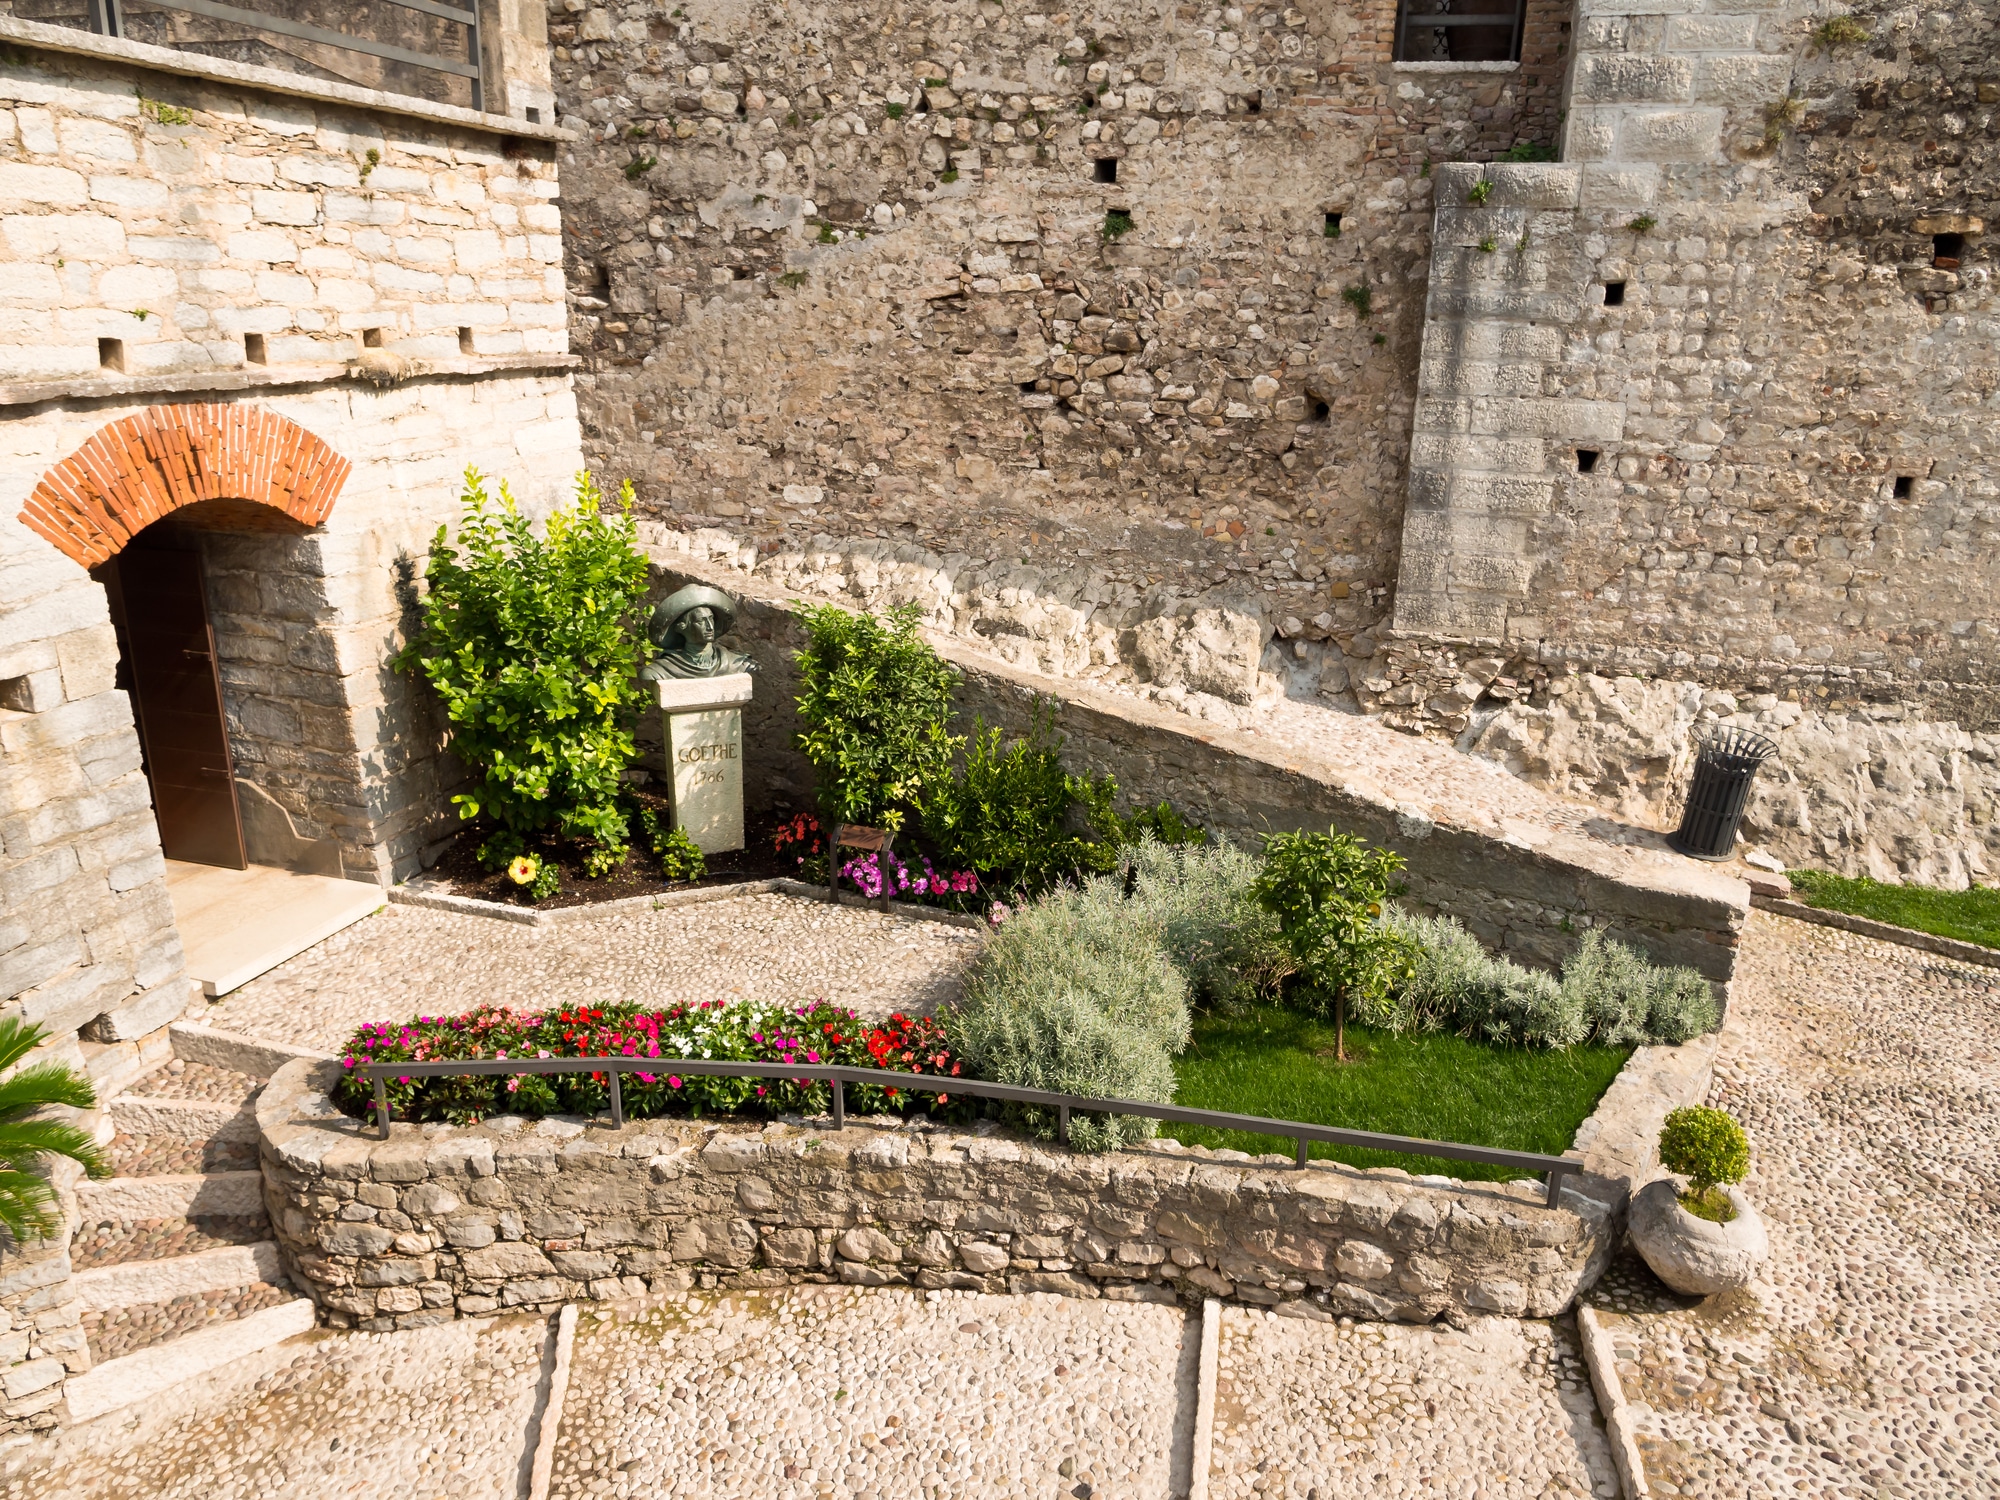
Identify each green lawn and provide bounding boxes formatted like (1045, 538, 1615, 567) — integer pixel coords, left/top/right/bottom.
(1786, 869, 2000, 950)
(1164, 1005, 1632, 1181)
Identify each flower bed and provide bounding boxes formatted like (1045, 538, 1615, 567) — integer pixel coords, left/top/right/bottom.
(332, 1000, 960, 1126)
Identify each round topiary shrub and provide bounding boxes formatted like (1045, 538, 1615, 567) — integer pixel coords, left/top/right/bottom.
(1658, 1105, 1750, 1222)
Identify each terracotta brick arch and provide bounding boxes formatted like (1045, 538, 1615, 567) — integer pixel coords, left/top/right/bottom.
(18, 403, 352, 568)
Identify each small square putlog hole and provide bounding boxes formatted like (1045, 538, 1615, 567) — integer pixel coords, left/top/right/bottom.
(98, 337, 125, 372)
(1324, 211, 1342, 238)
(244, 332, 267, 365)
(1094, 156, 1118, 184)
(1893, 475, 1913, 499)
(458, 326, 475, 355)
(1577, 449, 1601, 474)
(1603, 281, 1627, 307)
(1311, 398, 1331, 422)
(1933, 232, 1964, 269)
(362, 327, 386, 348)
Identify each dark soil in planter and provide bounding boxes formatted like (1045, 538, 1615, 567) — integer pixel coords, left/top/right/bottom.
(422, 796, 802, 911)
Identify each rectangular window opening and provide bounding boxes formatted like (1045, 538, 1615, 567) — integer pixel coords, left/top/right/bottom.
(457, 326, 475, 355)
(362, 327, 386, 348)
(1932, 232, 1964, 269)
(1603, 281, 1627, 307)
(1245, 94, 1262, 115)
(1324, 212, 1342, 238)
(1395, 0, 1527, 64)
(244, 332, 267, 365)
(1893, 475, 1913, 499)
(1577, 449, 1601, 474)
(525, 107, 542, 124)
(98, 337, 125, 372)
(1094, 157, 1118, 184)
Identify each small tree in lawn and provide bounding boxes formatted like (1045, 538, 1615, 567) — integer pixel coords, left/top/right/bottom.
(1252, 828, 1416, 1061)
(0, 1017, 111, 1246)
(793, 601, 961, 834)
(396, 468, 652, 881)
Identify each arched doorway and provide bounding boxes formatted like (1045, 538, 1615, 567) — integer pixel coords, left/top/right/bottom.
(21, 403, 352, 872)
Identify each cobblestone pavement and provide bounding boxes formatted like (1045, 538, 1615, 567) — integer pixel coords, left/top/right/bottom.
(128, 1060, 261, 1103)
(1208, 1307, 1615, 1499)
(1587, 911, 2000, 1499)
(82, 1282, 297, 1364)
(201, 892, 983, 1051)
(2, 1316, 550, 1500)
(105, 1132, 258, 1177)
(69, 1214, 269, 1272)
(548, 1286, 1196, 1500)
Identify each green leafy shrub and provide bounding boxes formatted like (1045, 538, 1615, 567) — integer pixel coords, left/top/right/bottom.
(1102, 210, 1135, 241)
(396, 470, 651, 866)
(1499, 140, 1557, 162)
(1253, 830, 1416, 1060)
(1341, 283, 1373, 319)
(1124, 837, 1290, 1010)
(1466, 177, 1493, 204)
(922, 704, 1117, 896)
(1381, 912, 1719, 1048)
(0, 1016, 111, 1243)
(1658, 1104, 1749, 1220)
(635, 802, 708, 881)
(793, 602, 961, 834)
(951, 878, 1190, 1151)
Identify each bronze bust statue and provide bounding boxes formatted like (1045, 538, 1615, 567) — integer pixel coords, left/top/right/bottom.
(641, 584, 759, 681)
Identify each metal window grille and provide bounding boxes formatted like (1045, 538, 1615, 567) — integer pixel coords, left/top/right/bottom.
(1394, 0, 1527, 65)
(84, 0, 487, 112)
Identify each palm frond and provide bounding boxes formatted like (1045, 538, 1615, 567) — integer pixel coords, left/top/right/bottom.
(0, 1059, 99, 1123)
(0, 1015, 51, 1076)
(0, 1168, 63, 1244)
(0, 1118, 111, 1179)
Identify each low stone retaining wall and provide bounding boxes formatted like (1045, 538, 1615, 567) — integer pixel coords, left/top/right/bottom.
(258, 1058, 1620, 1333)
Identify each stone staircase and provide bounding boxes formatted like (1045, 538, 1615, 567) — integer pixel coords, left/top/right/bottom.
(62, 1057, 315, 1423)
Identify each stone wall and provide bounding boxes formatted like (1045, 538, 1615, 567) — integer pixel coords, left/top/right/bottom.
(258, 1055, 1621, 1332)
(553, 0, 2000, 888)
(550, 0, 1576, 649)
(0, 30, 566, 384)
(0, 1158, 87, 1438)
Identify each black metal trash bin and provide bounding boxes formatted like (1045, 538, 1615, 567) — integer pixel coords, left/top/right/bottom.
(1669, 724, 1778, 861)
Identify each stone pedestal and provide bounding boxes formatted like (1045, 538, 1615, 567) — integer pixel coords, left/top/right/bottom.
(655, 673, 753, 854)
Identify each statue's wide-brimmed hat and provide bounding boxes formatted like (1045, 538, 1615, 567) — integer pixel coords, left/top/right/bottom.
(655, 583, 739, 637)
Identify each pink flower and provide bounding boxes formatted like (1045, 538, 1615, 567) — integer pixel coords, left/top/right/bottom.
(668, 1076, 682, 1088)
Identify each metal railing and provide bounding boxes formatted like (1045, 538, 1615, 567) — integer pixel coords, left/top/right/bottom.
(360, 1056, 1583, 1207)
(84, 0, 486, 112)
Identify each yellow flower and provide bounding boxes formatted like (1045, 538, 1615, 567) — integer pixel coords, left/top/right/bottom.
(507, 855, 538, 885)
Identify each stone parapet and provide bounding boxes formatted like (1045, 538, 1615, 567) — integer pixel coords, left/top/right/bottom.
(257, 1059, 1621, 1333)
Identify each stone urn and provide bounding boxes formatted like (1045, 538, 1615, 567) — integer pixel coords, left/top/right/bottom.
(1627, 1177, 1769, 1296)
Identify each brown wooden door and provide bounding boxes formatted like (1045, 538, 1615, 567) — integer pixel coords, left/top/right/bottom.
(114, 546, 247, 869)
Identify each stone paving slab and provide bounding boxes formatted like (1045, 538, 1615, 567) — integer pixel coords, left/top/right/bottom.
(1585, 910, 2000, 1500)
(1206, 1306, 1617, 1499)
(199, 891, 983, 1052)
(547, 1286, 1196, 1500)
(0, 1315, 549, 1500)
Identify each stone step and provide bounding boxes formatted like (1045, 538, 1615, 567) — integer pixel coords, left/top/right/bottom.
(62, 1297, 319, 1425)
(73, 1240, 287, 1312)
(105, 1129, 259, 1178)
(76, 1170, 265, 1223)
(110, 1094, 258, 1142)
(81, 1278, 299, 1367)
(70, 1208, 271, 1275)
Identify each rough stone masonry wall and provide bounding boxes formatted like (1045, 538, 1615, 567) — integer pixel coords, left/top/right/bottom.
(551, 0, 1573, 647)
(1382, 0, 2000, 886)
(259, 1057, 1620, 1333)
(557, 1, 2000, 889)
